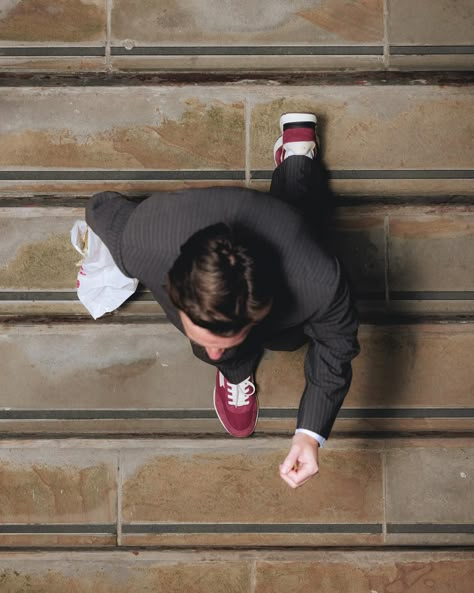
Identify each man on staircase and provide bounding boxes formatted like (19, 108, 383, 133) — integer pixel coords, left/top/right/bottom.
(86, 113, 360, 488)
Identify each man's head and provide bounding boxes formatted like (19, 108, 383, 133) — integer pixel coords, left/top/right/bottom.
(168, 223, 274, 357)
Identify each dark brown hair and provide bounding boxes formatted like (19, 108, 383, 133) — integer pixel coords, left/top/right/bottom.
(168, 223, 274, 336)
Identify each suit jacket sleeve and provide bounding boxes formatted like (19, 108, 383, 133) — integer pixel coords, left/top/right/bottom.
(85, 191, 138, 277)
(297, 258, 360, 439)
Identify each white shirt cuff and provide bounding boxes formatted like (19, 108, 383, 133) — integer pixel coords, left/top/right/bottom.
(295, 428, 326, 448)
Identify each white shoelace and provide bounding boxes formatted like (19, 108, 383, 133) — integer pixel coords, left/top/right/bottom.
(219, 372, 255, 407)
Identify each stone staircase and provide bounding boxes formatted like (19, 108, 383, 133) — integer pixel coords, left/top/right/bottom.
(0, 1, 473, 591)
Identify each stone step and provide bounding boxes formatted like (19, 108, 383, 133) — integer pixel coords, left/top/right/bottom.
(0, 437, 472, 548)
(0, 81, 473, 196)
(0, 0, 472, 71)
(0, 203, 472, 316)
(1, 320, 472, 436)
(0, 550, 473, 592)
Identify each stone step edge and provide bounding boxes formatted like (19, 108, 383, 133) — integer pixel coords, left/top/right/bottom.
(0, 311, 473, 325)
(1, 195, 473, 207)
(0, 546, 472, 553)
(0, 70, 473, 87)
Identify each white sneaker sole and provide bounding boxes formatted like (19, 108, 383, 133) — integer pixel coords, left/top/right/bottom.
(280, 112, 317, 132)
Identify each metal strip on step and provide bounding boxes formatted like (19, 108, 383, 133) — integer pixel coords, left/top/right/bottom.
(252, 170, 474, 181)
(122, 523, 384, 534)
(390, 45, 474, 55)
(0, 524, 116, 534)
(0, 47, 106, 57)
(1, 408, 473, 420)
(388, 524, 474, 534)
(0, 170, 246, 181)
(110, 45, 384, 56)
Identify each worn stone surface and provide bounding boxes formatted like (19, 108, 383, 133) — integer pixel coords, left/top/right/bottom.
(0, 212, 79, 289)
(0, 534, 115, 547)
(329, 178, 474, 197)
(389, 214, 474, 292)
(0, 552, 251, 592)
(0, 0, 106, 42)
(259, 323, 474, 409)
(0, 180, 246, 196)
(121, 532, 385, 547)
(121, 444, 383, 524)
(388, 0, 474, 45)
(0, 88, 245, 169)
(385, 447, 474, 524)
(0, 551, 472, 593)
(111, 0, 384, 45)
(0, 448, 117, 523)
(250, 87, 474, 171)
(1, 85, 472, 177)
(1, 322, 473, 415)
(0, 324, 215, 409)
(255, 553, 474, 593)
(0, 208, 385, 296)
(388, 55, 474, 71)
(0, 57, 106, 70)
(111, 54, 384, 72)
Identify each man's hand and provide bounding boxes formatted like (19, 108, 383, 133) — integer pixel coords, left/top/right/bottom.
(279, 432, 319, 488)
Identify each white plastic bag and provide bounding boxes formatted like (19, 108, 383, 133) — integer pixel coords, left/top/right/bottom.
(71, 220, 138, 319)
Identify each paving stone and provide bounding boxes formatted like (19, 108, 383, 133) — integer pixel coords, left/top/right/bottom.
(259, 323, 474, 409)
(254, 178, 474, 197)
(0, 209, 81, 290)
(385, 447, 474, 524)
(121, 442, 383, 525)
(111, 54, 384, 72)
(0, 87, 245, 170)
(0, 448, 117, 545)
(0, 56, 107, 71)
(111, 0, 384, 45)
(0, 0, 107, 43)
(388, 0, 474, 45)
(250, 86, 474, 172)
(0, 551, 251, 592)
(388, 54, 474, 71)
(0, 207, 387, 297)
(0, 534, 115, 546)
(328, 213, 385, 295)
(121, 532, 384, 547)
(0, 551, 472, 593)
(340, 178, 474, 196)
(255, 551, 474, 593)
(0, 323, 215, 409)
(388, 213, 474, 292)
(1, 322, 473, 418)
(1, 85, 471, 187)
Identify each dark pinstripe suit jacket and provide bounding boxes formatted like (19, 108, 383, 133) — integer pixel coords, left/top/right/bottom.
(86, 187, 360, 439)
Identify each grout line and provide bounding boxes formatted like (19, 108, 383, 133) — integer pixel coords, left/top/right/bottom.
(383, 0, 390, 69)
(116, 449, 123, 546)
(382, 449, 388, 543)
(105, 0, 112, 70)
(250, 558, 258, 593)
(384, 215, 390, 304)
(245, 99, 251, 187)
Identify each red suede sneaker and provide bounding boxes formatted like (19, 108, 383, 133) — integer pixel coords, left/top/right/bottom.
(213, 370, 258, 438)
(274, 112, 318, 166)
